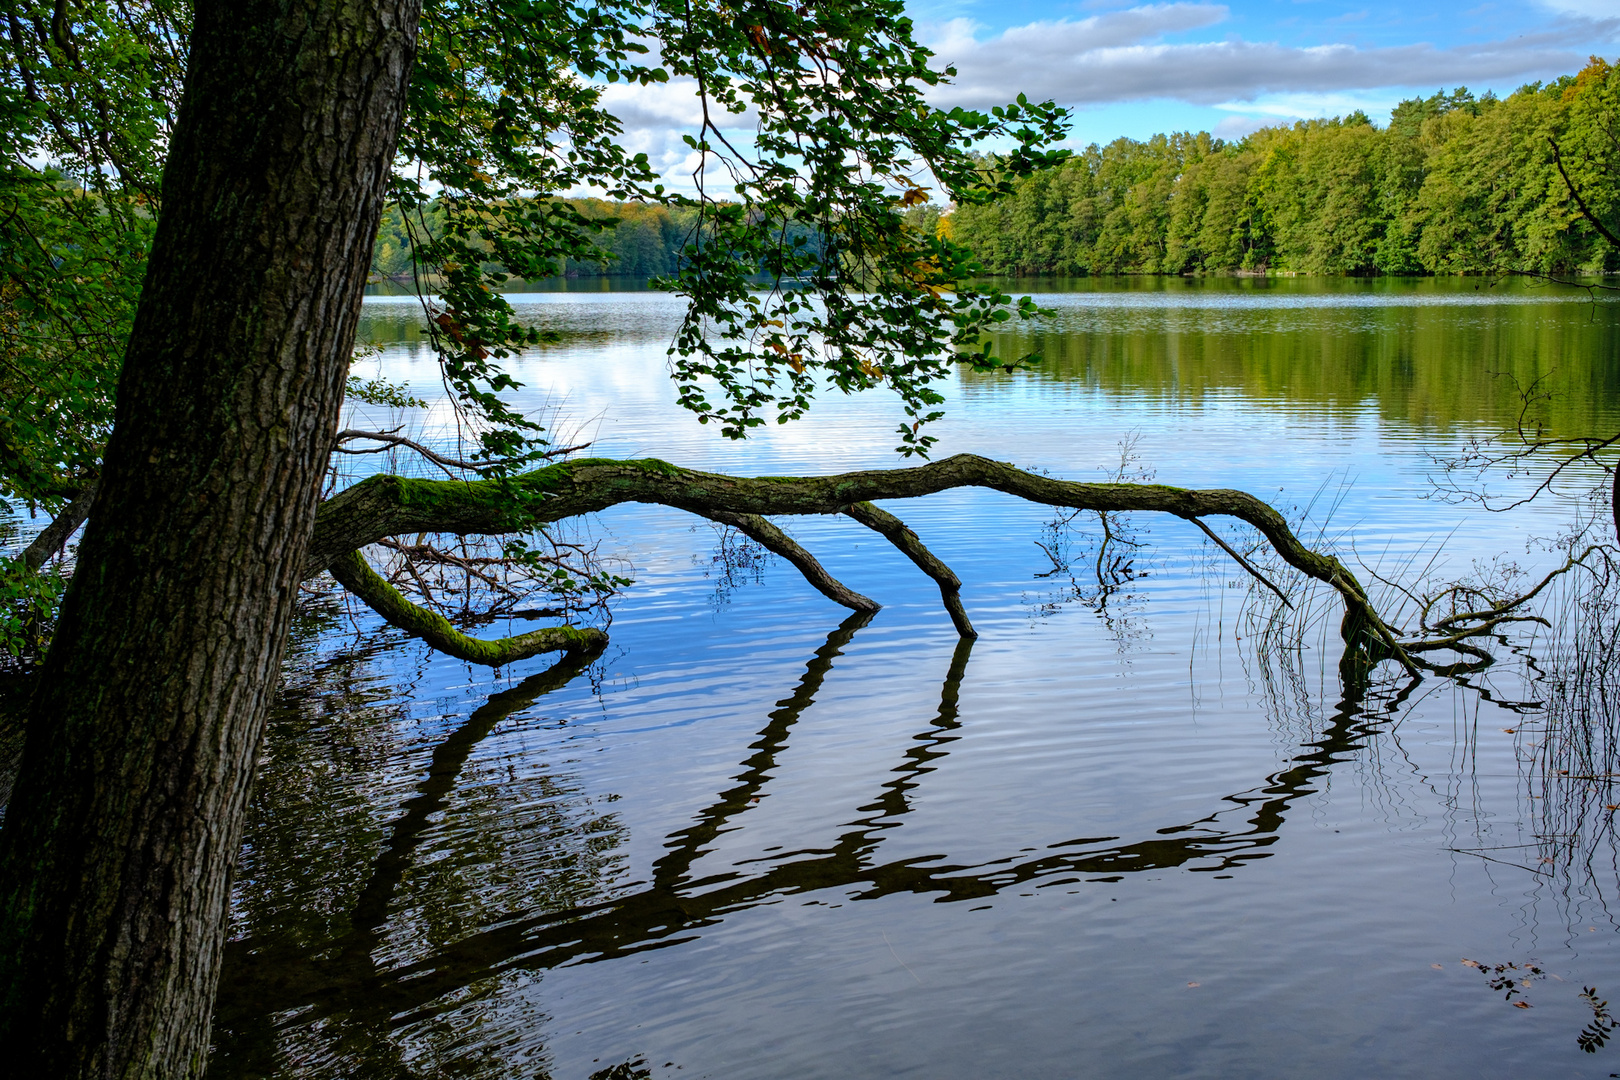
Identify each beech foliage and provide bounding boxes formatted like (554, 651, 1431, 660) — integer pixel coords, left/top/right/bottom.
(949, 59, 1620, 278)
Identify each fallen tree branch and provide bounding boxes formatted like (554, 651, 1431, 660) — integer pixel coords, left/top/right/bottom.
(844, 501, 975, 637)
(700, 510, 880, 612)
(329, 550, 606, 667)
(304, 454, 1427, 669)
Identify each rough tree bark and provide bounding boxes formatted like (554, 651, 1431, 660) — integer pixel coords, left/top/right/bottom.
(0, 2, 423, 1076)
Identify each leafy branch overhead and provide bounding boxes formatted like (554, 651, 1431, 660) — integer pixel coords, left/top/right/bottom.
(395, 0, 1071, 462)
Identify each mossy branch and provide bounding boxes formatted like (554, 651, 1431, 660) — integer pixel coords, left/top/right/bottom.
(307, 454, 1419, 668)
(328, 550, 607, 667)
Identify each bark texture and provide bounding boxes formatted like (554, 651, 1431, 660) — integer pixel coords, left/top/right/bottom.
(0, 2, 421, 1075)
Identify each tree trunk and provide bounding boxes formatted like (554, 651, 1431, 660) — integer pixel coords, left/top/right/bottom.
(0, 1, 420, 1075)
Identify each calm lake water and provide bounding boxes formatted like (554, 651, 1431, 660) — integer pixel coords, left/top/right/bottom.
(211, 276, 1620, 1079)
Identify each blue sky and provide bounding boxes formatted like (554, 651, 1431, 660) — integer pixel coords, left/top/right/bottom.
(908, 0, 1620, 144)
(598, 1, 1619, 191)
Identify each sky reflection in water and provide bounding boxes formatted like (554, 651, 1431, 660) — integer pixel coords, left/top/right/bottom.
(214, 278, 1620, 1079)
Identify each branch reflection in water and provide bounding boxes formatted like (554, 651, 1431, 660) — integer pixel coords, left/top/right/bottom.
(1419, 555, 1620, 1054)
(213, 603, 1420, 1077)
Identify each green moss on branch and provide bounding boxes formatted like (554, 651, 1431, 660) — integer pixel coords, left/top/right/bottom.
(328, 550, 606, 667)
(308, 454, 1412, 669)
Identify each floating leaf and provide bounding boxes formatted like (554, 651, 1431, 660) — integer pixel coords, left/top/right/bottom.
(1512, 1000, 1533, 1009)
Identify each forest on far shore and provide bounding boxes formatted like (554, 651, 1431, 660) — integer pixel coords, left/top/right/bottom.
(947, 57, 1619, 278)
(370, 57, 1620, 282)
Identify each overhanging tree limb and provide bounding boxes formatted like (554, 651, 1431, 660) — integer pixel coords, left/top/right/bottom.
(699, 509, 881, 613)
(304, 454, 1410, 663)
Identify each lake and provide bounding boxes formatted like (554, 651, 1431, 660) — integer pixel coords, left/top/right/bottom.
(211, 276, 1620, 1079)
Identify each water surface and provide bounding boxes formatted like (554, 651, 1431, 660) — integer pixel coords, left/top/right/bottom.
(215, 276, 1620, 1079)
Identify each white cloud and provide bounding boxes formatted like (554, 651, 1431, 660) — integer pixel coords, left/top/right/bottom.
(1536, 0, 1620, 17)
(593, 78, 762, 192)
(1212, 114, 1272, 139)
(924, 4, 1615, 109)
(597, 80, 707, 131)
(1213, 91, 1400, 119)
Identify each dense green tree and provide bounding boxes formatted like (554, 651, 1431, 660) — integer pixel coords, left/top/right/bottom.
(0, 2, 181, 512)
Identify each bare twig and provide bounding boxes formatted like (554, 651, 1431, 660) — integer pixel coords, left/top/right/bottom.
(334, 429, 589, 476)
(1190, 516, 1292, 609)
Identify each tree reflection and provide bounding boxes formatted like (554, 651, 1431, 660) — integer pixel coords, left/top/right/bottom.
(216, 643, 614, 1078)
(214, 610, 1414, 1076)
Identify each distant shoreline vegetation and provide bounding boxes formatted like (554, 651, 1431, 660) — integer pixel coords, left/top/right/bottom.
(947, 58, 1620, 279)
(370, 58, 1619, 285)
(370, 198, 707, 283)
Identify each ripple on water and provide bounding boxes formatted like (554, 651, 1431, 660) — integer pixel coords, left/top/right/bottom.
(211, 278, 1620, 1080)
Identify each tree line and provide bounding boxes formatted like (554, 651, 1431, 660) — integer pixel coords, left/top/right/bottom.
(371, 198, 706, 280)
(947, 58, 1620, 277)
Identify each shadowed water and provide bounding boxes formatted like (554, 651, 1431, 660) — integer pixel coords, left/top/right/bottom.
(212, 277, 1620, 1079)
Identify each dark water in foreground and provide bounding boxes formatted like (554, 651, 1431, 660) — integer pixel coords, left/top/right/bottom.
(214, 277, 1620, 1078)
